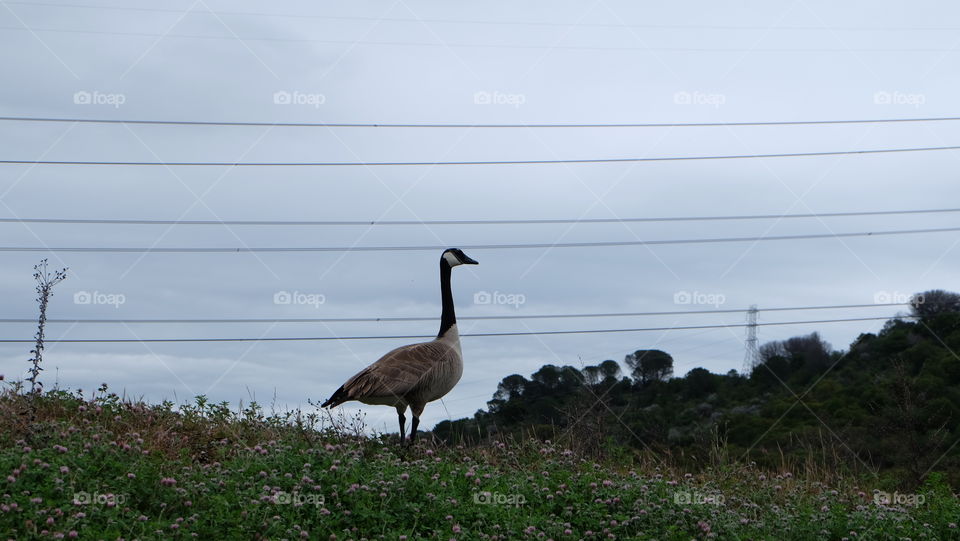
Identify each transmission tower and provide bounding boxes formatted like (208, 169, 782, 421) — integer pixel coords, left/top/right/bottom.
(743, 305, 759, 375)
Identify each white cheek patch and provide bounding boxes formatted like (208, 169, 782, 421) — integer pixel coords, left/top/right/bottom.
(443, 252, 460, 266)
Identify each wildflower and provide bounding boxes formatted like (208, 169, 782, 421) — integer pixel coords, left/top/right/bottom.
(453, 524, 462, 533)
(400, 473, 410, 481)
(59, 466, 69, 474)
(160, 477, 177, 487)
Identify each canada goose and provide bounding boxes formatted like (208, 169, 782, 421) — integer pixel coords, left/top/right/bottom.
(321, 248, 478, 443)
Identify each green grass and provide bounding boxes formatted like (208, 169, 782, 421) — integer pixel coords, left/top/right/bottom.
(1, 385, 958, 540)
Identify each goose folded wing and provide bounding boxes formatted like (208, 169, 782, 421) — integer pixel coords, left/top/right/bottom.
(343, 341, 455, 399)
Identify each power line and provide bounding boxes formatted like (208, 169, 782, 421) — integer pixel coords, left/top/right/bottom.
(2, 2, 953, 31)
(0, 315, 913, 343)
(6, 2, 960, 32)
(5, 26, 959, 51)
(2, 226, 958, 253)
(5, 144, 960, 167)
(0, 303, 911, 325)
(5, 115, 960, 129)
(1, 207, 956, 227)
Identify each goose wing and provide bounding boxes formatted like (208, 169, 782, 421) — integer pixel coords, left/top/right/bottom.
(322, 340, 457, 407)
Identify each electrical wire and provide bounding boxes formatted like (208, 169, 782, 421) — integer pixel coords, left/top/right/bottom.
(1, 207, 956, 226)
(0, 315, 913, 343)
(0, 302, 911, 325)
(5, 144, 960, 166)
(1, 226, 958, 252)
(5, 115, 960, 129)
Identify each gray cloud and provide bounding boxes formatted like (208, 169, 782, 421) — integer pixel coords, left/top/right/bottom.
(1, 1, 958, 430)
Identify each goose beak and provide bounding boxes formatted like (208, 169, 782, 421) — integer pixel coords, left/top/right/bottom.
(461, 254, 479, 265)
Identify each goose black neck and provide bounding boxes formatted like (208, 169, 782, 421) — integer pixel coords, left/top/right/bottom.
(438, 261, 456, 338)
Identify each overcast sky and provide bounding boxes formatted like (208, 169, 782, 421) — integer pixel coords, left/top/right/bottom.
(1, 0, 958, 434)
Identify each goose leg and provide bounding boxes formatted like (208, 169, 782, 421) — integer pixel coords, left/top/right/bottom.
(396, 405, 407, 443)
(409, 403, 425, 443)
(410, 416, 420, 443)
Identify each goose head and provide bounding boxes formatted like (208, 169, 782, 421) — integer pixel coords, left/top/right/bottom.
(441, 248, 479, 268)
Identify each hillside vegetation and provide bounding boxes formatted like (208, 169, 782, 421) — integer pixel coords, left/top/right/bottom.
(435, 291, 960, 489)
(0, 385, 957, 540)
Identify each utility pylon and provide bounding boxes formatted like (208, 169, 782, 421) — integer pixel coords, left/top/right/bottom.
(743, 304, 759, 375)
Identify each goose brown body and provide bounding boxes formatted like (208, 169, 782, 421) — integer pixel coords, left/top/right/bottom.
(320, 249, 477, 442)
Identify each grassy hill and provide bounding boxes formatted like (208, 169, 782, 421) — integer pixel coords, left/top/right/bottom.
(0, 384, 958, 540)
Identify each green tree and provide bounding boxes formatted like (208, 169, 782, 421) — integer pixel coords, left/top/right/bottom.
(624, 349, 674, 385)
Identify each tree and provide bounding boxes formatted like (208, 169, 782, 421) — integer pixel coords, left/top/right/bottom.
(624, 349, 674, 385)
(530, 365, 562, 389)
(910, 289, 960, 318)
(759, 332, 832, 372)
(684, 367, 717, 398)
(598, 360, 622, 382)
(582, 366, 602, 386)
(493, 374, 527, 401)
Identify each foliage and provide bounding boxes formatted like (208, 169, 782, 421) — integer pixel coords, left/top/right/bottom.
(436, 291, 960, 490)
(1, 385, 957, 540)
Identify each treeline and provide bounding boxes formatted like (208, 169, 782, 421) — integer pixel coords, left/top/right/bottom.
(432, 290, 960, 487)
